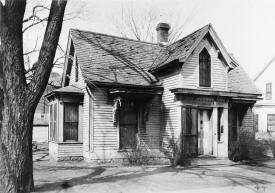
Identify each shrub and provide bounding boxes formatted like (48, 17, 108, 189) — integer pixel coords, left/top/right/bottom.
(229, 130, 267, 161)
(167, 139, 190, 166)
(123, 147, 152, 165)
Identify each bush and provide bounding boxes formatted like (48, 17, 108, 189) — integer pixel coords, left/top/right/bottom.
(167, 139, 190, 166)
(123, 147, 152, 165)
(229, 130, 267, 161)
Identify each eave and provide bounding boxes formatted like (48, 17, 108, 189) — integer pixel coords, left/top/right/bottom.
(170, 88, 262, 101)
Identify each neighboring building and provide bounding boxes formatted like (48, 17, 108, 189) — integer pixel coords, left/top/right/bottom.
(33, 72, 61, 143)
(254, 56, 275, 138)
(45, 23, 261, 161)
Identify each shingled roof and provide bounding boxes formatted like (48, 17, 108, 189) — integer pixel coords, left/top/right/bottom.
(228, 65, 261, 95)
(68, 25, 260, 96)
(150, 24, 209, 71)
(70, 29, 161, 87)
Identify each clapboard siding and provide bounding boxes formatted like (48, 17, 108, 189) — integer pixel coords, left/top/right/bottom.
(69, 53, 85, 89)
(160, 74, 181, 152)
(57, 143, 83, 158)
(49, 142, 83, 160)
(82, 88, 90, 155)
(179, 37, 227, 91)
(93, 88, 118, 149)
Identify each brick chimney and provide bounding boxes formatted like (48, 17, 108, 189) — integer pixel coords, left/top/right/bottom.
(156, 23, 170, 44)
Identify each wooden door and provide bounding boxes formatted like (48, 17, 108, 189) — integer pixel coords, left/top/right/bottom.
(182, 107, 198, 156)
(119, 101, 138, 149)
(198, 109, 212, 155)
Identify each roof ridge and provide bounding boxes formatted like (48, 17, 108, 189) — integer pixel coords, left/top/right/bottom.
(168, 23, 211, 47)
(70, 28, 160, 46)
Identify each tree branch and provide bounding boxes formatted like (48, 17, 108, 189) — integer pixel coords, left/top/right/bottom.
(29, 0, 67, 106)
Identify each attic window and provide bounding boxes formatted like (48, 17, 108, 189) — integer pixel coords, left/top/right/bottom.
(199, 48, 211, 87)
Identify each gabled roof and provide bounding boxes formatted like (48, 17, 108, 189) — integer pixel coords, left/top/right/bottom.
(228, 65, 261, 95)
(63, 24, 260, 96)
(70, 29, 161, 87)
(150, 24, 237, 72)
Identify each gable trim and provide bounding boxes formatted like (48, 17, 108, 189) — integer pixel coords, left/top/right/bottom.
(179, 24, 235, 69)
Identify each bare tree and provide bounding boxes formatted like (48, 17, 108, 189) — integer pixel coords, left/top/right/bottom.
(0, 0, 67, 192)
(114, 5, 197, 43)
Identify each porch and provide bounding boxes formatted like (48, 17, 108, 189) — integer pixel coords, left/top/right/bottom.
(45, 85, 84, 160)
(171, 88, 260, 158)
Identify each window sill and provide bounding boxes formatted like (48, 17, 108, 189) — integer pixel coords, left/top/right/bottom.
(57, 141, 83, 145)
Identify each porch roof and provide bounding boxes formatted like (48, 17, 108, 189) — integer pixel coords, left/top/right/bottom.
(170, 88, 262, 101)
(45, 85, 84, 99)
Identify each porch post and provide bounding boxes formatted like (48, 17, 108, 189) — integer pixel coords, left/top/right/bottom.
(212, 107, 218, 156)
(220, 107, 229, 157)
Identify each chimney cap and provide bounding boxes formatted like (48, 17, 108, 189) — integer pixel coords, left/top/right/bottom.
(156, 23, 170, 31)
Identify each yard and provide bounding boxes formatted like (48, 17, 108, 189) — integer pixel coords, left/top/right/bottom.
(33, 144, 275, 193)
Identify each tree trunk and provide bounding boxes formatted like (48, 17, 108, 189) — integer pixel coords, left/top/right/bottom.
(0, 0, 67, 192)
(0, 97, 36, 193)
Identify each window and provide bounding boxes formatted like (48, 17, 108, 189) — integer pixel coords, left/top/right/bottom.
(49, 104, 57, 141)
(64, 103, 79, 141)
(119, 101, 138, 149)
(199, 48, 211, 87)
(266, 83, 272, 100)
(267, 114, 275, 132)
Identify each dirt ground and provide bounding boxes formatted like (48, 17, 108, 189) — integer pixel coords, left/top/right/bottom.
(32, 144, 275, 193)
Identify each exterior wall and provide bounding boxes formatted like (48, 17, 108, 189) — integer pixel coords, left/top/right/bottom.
(49, 142, 83, 161)
(159, 73, 181, 157)
(254, 61, 275, 133)
(82, 88, 163, 161)
(179, 37, 228, 91)
(69, 53, 85, 89)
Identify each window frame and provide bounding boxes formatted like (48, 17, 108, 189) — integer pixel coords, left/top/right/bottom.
(267, 114, 275, 132)
(199, 48, 211, 88)
(63, 102, 79, 142)
(266, 82, 272, 100)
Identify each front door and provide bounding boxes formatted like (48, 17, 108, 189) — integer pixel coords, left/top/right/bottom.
(198, 109, 213, 155)
(119, 101, 138, 149)
(182, 107, 198, 156)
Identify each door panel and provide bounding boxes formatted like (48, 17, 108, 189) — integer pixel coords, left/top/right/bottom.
(198, 109, 212, 155)
(182, 107, 198, 156)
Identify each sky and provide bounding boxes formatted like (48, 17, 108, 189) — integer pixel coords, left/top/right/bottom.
(24, 0, 275, 79)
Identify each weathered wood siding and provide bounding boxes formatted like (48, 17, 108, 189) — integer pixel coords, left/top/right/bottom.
(69, 53, 85, 89)
(49, 142, 83, 160)
(159, 74, 181, 154)
(82, 88, 162, 160)
(179, 37, 228, 91)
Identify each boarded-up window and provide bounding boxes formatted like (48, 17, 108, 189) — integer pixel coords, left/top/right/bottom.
(267, 114, 275, 132)
(64, 103, 79, 141)
(49, 103, 57, 141)
(266, 83, 272, 100)
(199, 48, 211, 87)
(119, 101, 137, 149)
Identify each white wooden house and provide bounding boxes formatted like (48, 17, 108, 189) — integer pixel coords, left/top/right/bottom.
(254, 57, 275, 138)
(45, 23, 261, 161)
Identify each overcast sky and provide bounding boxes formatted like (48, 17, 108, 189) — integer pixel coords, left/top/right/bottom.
(25, 0, 275, 79)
